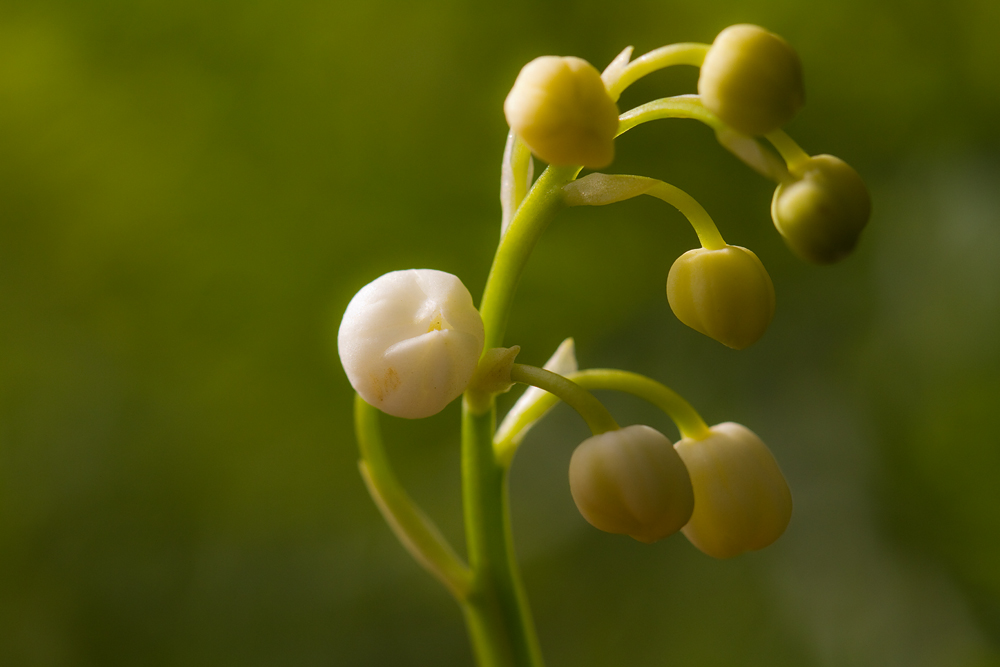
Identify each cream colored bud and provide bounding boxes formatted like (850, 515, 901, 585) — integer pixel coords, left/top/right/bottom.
(666, 245, 775, 350)
(504, 56, 620, 169)
(569, 425, 694, 544)
(674, 423, 792, 559)
(771, 154, 871, 264)
(698, 24, 805, 136)
(338, 269, 485, 419)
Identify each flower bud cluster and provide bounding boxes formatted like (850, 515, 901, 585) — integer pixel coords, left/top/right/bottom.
(569, 421, 792, 556)
(341, 29, 856, 598)
(338, 269, 485, 419)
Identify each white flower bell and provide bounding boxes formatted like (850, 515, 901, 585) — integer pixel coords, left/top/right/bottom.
(338, 269, 485, 419)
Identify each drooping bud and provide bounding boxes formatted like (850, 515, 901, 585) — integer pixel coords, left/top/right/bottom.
(338, 269, 485, 419)
(698, 24, 805, 136)
(569, 425, 694, 544)
(674, 422, 792, 559)
(771, 154, 871, 264)
(504, 56, 620, 169)
(666, 245, 775, 349)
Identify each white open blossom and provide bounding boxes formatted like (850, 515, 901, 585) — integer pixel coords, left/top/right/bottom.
(338, 269, 485, 419)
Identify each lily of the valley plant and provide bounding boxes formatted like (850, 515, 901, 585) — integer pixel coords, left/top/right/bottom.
(338, 24, 870, 667)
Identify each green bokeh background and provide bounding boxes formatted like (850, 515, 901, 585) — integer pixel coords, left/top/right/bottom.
(2, 1, 999, 665)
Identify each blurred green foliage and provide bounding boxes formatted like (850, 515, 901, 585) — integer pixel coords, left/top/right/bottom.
(1, 0, 999, 665)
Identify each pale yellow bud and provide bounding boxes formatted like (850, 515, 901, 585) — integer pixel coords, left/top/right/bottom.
(666, 245, 775, 350)
(771, 154, 871, 264)
(504, 56, 620, 169)
(674, 423, 792, 559)
(698, 24, 805, 136)
(569, 425, 694, 544)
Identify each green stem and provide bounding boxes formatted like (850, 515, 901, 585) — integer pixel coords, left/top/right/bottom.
(618, 96, 810, 184)
(607, 43, 710, 101)
(461, 399, 544, 667)
(460, 158, 589, 667)
(617, 95, 724, 136)
(765, 129, 811, 174)
(480, 164, 580, 349)
(570, 369, 711, 440)
(509, 364, 619, 434)
(354, 395, 473, 599)
(645, 181, 727, 250)
(494, 369, 711, 465)
(564, 173, 726, 250)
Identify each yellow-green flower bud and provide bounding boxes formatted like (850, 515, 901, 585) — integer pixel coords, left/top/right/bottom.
(569, 425, 694, 544)
(674, 422, 792, 559)
(698, 24, 805, 136)
(338, 269, 485, 419)
(666, 245, 775, 350)
(504, 56, 620, 169)
(771, 154, 871, 264)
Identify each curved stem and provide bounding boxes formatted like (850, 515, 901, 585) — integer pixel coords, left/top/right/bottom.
(570, 369, 711, 440)
(354, 395, 473, 599)
(509, 364, 619, 435)
(618, 96, 801, 183)
(494, 369, 711, 464)
(607, 43, 710, 101)
(765, 129, 811, 174)
(480, 164, 580, 349)
(645, 181, 727, 250)
(461, 399, 544, 667)
(564, 173, 726, 251)
(617, 95, 724, 136)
